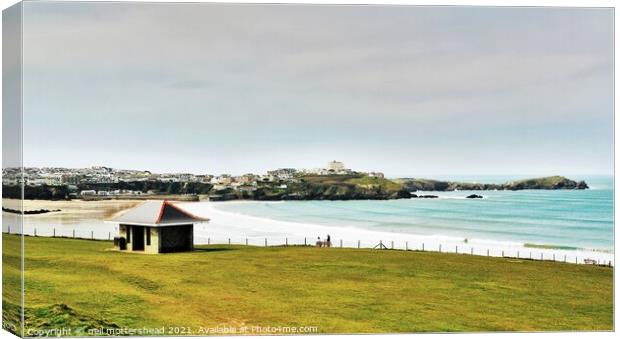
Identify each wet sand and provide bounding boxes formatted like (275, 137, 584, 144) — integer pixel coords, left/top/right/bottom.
(2, 199, 141, 221)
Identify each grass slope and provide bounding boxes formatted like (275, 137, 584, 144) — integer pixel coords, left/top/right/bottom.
(2, 234, 613, 335)
(296, 174, 408, 199)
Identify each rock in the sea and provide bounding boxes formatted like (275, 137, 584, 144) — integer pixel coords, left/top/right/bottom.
(466, 194, 483, 199)
(577, 181, 589, 189)
(418, 195, 438, 198)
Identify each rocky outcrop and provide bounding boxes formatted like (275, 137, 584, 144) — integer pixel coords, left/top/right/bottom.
(2, 207, 61, 215)
(397, 176, 588, 192)
(206, 175, 588, 201)
(411, 194, 438, 198)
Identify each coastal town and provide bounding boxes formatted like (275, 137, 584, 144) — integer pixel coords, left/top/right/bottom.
(2, 161, 387, 200)
(2, 161, 589, 202)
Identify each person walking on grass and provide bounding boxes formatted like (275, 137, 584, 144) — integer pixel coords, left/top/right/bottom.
(326, 234, 331, 248)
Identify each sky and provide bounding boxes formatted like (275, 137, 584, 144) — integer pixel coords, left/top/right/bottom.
(11, 3, 614, 177)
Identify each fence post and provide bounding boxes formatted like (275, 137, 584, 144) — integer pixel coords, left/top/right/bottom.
(358, 240, 360, 248)
(576, 257, 578, 264)
(564, 255, 566, 262)
(286, 238, 288, 246)
(53, 228, 55, 237)
(340, 239, 343, 248)
(406, 242, 408, 251)
(7, 226, 10, 234)
(265, 238, 267, 247)
(34, 228, 37, 237)
(517, 251, 519, 258)
(108, 232, 111, 240)
(304, 237, 307, 246)
(422, 243, 425, 251)
(208, 237, 210, 245)
(91, 231, 94, 240)
(530, 252, 532, 259)
(540, 253, 543, 260)
(229, 238, 231, 245)
(439, 244, 441, 252)
(246, 238, 248, 246)
(553, 254, 555, 261)
(456, 245, 458, 254)
(471, 247, 473, 255)
(502, 250, 504, 257)
(487, 249, 489, 256)
(391, 241, 394, 249)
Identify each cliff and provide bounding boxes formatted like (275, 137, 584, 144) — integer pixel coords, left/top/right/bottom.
(395, 176, 589, 192)
(253, 174, 412, 201)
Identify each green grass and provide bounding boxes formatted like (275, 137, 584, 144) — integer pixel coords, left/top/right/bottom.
(511, 176, 567, 186)
(300, 174, 402, 190)
(345, 176, 403, 191)
(2, 234, 613, 335)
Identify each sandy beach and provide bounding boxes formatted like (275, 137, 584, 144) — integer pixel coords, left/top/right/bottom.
(2, 198, 141, 220)
(179, 201, 615, 266)
(2, 199, 613, 266)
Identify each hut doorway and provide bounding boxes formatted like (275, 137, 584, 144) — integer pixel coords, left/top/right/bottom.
(132, 226, 145, 251)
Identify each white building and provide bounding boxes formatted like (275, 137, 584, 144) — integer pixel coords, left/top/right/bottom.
(326, 160, 345, 171)
(325, 160, 351, 175)
(212, 175, 233, 185)
(267, 168, 297, 181)
(44, 175, 63, 186)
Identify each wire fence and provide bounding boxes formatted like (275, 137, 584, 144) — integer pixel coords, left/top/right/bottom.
(3, 227, 613, 267)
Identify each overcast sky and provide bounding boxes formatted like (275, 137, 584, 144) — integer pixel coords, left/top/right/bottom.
(16, 3, 613, 177)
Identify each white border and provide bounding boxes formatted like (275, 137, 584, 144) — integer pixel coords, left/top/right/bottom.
(0, 1, 617, 339)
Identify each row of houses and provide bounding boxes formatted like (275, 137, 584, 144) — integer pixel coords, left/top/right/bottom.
(3, 161, 385, 189)
(80, 189, 151, 197)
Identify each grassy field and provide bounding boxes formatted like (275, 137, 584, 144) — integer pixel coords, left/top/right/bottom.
(2, 234, 613, 336)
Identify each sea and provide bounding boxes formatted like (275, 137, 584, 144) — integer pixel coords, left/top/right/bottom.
(2, 175, 613, 260)
(214, 175, 614, 252)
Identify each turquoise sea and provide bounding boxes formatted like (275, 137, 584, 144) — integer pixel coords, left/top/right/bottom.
(217, 176, 614, 252)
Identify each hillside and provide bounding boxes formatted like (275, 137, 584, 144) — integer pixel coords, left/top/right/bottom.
(5, 175, 590, 202)
(396, 176, 589, 192)
(287, 174, 410, 200)
(2, 234, 612, 336)
(215, 174, 412, 201)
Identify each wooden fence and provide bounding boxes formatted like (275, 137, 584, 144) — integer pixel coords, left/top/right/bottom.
(3, 227, 613, 267)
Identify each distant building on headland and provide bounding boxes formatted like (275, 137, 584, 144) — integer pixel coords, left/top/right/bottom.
(301, 160, 357, 176)
(325, 160, 352, 175)
(326, 160, 345, 172)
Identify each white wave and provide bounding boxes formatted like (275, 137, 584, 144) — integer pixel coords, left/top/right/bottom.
(177, 201, 614, 265)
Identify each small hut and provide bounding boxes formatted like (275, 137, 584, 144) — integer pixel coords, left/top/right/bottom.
(110, 200, 208, 254)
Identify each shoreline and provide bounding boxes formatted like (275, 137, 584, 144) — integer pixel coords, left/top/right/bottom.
(191, 199, 614, 253)
(3, 198, 613, 265)
(178, 201, 614, 265)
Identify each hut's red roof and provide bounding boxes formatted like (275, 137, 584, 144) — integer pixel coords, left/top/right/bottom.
(110, 200, 209, 226)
